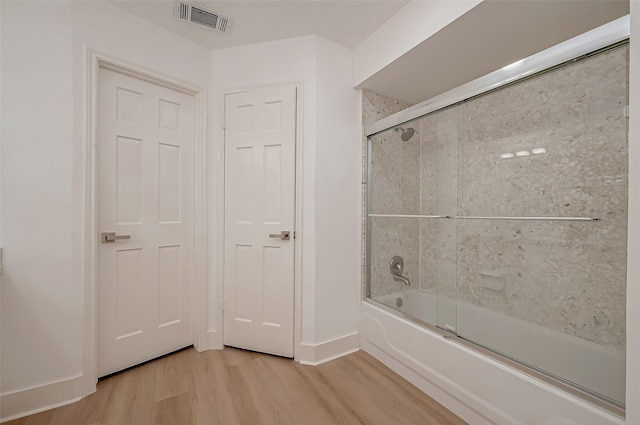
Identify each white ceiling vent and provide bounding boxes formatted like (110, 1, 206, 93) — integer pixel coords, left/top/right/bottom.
(175, 1, 232, 33)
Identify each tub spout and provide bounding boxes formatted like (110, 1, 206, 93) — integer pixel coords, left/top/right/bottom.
(393, 274, 411, 286)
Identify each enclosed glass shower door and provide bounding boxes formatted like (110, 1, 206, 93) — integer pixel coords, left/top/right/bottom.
(454, 43, 628, 406)
(366, 41, 628, 406)
(367, 108, 458, 332)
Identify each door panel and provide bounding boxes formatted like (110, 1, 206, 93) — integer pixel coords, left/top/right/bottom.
(223, 85, 296, 357)
(98, 67, 195, 376)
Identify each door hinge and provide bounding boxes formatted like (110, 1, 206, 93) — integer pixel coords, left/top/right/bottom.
(0, 247, 3, 275)
(293, 231, 296, 240)
(624, 105, 630, 118)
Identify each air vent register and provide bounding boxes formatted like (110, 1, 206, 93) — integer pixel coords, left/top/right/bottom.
(175, 1, 232, 33)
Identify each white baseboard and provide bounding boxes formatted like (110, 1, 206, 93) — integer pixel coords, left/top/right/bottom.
(297, 332, 360, 366)
(0, 374, 90, 423)
(195, 330, 223, 352)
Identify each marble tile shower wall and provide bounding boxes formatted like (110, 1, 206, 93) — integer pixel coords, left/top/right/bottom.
(362, 90, 412, 126)
(368, 119, 421, 298)
(362, 90, 412, 299)
(419, 107, 458, 300)
(455, 45, 628, 351)
(365, 45, 628, 351)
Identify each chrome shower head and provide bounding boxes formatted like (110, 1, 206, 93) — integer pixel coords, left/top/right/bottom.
(395, 126, 415, 141)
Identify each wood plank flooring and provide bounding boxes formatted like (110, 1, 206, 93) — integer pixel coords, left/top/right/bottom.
(6, 347, 467, 425)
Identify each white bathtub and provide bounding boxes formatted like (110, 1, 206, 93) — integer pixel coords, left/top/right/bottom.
(363, 289, 625, 425)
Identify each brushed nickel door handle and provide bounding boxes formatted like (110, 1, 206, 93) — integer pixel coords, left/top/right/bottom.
(101, 232, 132, 243)
(268, 231, 291, 241)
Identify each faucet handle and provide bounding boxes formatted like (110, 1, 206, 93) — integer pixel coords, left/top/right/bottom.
(389, 255, 405, 275)
(389, 255, 411, 286)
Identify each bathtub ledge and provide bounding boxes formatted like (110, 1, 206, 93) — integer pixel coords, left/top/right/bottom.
(360, 301, 624, 425)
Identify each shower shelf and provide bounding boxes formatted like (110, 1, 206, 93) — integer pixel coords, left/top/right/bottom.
(368, 213, 600, 222)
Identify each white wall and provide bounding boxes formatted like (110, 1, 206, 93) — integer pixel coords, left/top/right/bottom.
(209, 35, 361, 360)
(1, 3, 361, 418)
(353, 0, 482, 86)
(0, 1, 211, 420)
(626, 1, 639, 422)
(314, 37, 361, 344)
(1, 0, 77, 393)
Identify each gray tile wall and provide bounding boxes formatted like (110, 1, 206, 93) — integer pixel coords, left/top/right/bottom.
(363, 45, 627, 351)
(419, 107, 458, 302)
(362, 90, 412, 299)
(455, 45, 628, 350)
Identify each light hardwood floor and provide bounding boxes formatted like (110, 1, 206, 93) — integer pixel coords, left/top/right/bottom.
(6, 347, 467, 425)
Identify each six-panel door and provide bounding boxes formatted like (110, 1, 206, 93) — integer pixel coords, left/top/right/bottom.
(223, 85, 297, 357)
(97, 67, 195, 376)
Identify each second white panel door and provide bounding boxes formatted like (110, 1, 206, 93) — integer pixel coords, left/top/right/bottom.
(223, 85, 297, 357)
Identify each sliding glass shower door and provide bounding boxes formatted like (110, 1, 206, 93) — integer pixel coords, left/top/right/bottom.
(453, 43, 628, 405)
(366, 40, 628, 406)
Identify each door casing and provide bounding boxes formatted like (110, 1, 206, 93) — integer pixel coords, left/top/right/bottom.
(217, 82, 304, 361)
(84, 51, 208, 389)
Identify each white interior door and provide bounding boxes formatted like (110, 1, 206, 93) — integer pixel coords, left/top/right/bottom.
(97, 67, 195, 376)
(223, 85, 296, 357)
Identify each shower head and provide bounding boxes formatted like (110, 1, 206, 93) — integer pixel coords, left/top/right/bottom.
(395, 126, 415, 141)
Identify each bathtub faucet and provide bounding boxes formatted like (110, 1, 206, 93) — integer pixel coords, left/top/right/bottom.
(389, 255, 411, 286)
(393, 274, 411, 286)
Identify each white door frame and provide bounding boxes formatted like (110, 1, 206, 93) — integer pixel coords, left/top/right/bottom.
(83, 50, 208, 387)
(217, 82, 304, 360)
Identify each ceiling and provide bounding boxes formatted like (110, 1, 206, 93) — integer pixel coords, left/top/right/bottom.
(110, 0, 409, 50)
(111, 0, 629, 105)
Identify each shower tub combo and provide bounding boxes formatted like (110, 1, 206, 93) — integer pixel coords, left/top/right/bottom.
(362, 17, 629, 425)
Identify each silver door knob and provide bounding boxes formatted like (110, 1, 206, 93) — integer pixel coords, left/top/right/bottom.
(268, 231, 291, 241)
(101, 232, 132, 243)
